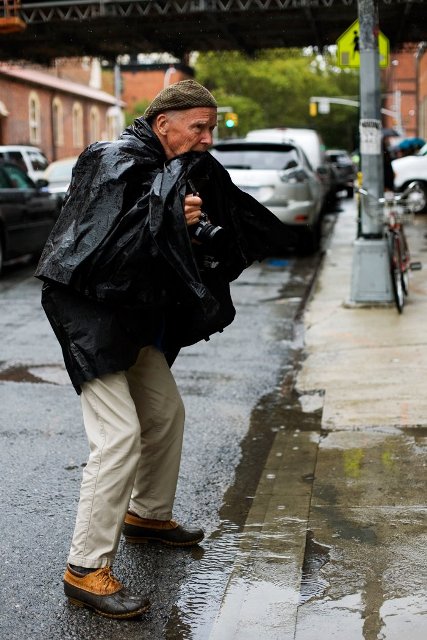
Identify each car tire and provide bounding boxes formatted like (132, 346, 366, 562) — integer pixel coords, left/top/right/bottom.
(346, 186, 354, 198)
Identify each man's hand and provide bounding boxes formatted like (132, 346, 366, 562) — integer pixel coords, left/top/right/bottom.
(184, 194, 203, 227)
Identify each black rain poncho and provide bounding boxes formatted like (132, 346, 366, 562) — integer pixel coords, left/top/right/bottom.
(35, 118, 293, 392)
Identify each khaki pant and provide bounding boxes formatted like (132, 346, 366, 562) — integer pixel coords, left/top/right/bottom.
(67, 346, 185, 569)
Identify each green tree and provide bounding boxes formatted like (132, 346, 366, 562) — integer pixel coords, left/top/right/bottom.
(125, 99, 150, 127)
(196, 49, 359, 149)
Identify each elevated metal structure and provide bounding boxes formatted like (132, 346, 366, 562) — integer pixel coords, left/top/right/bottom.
(0, 0, 426, 63)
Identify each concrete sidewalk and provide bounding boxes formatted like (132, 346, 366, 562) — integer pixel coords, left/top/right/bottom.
(209, 201, 427, 639)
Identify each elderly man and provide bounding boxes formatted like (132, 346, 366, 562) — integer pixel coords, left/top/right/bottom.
(36, 80, 290, 619)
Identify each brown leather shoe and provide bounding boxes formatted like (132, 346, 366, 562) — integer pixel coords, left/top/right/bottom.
(123, 513, 204, 547)
(63, 565, 150, 619)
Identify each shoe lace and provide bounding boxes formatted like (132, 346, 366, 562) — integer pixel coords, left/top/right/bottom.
(98, 567, 122, 593)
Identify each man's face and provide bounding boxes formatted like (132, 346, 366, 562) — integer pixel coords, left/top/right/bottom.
(154, 107, 217, 159)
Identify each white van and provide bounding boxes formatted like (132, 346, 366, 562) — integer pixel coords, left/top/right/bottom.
(246, 128, 331, 199)
(0, 145, 49, 182)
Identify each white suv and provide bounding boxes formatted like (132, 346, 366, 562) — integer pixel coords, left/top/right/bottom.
(0, 145, 48, 182)
(211, 138, 323, 253)
(392, 143, 427, 212)
(246, 128, 332, 201)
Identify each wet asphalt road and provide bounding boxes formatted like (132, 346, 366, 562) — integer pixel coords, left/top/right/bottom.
(0, 208, 337, 640)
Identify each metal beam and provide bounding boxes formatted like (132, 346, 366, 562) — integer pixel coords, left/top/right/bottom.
(18, 0, 426, 25)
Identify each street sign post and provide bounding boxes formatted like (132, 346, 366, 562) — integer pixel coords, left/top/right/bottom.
(348, 1, 393, 305)
(337, 19, 389, 68)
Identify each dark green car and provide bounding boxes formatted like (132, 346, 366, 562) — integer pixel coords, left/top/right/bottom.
(0, 162, 58, 274)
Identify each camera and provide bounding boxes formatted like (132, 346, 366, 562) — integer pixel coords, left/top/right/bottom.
(187, 179, 224, 246)
(190, 211, 223, 244)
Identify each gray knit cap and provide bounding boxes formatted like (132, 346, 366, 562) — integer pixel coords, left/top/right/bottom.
(144, 79, 217, 120)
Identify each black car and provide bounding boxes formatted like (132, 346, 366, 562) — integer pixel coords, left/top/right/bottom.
(325, 149, 357, 198)
(0, 162, 58, 274)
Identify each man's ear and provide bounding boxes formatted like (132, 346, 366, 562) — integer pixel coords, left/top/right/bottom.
(155, 114, 169, 136)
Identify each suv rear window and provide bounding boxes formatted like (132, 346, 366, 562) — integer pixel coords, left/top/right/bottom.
(212, 144, 300, 171)
(28, 150, 48, 171)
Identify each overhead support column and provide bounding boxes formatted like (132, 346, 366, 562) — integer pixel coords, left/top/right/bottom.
(350, 0, 393, 304)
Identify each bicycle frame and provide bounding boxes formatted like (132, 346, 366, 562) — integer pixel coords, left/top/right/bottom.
(357, 185, 419, 313)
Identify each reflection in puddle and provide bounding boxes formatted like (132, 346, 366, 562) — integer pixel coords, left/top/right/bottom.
(165, 521, 242, 639)
(295, 592, 365, 638)
(300, 531, 331, 604)
(379, 593, 427, 639)
(208, 577, 299, 640)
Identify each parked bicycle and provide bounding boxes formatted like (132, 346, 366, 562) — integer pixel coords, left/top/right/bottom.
(357, 182, 423, 313)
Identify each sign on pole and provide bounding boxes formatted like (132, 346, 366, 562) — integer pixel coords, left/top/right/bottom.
(337, 19, 389, 68)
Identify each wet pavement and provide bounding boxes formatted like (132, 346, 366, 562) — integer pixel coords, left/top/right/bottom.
(209, 201, 427, 639)
(0, 235, 322, 639)
(1, 200, 426, 639)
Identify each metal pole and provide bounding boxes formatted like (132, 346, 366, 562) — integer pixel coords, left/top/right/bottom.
(350, 0, 393, 304)
(358, 0, 383, 236)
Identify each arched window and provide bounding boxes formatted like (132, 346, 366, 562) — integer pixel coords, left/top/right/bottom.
(89, 106, 100, 142)
(106, 106, 123, 141)
(29, 91, 41, 145)
(72, 102, 84, 148)
(52, 97, 64, 147)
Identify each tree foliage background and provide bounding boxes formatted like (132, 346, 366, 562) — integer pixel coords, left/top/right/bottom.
(195, 49, 360, 150)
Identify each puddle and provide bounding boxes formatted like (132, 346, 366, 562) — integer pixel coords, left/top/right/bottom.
(165, 521, 243, 639)
(0, 365, 46, 383)
(299, 391, 324, 413)
(163, 387, 288, 638)
(379, 593, 427, 638)
(163, 250, 324, 639)
(0, 364, 68, 385)
(299, 531, 331, 604)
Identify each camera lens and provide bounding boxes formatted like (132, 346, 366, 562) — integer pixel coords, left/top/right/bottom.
(192, 219, 223, 243)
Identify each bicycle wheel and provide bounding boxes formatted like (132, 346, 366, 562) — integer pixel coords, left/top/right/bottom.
(388, 232, 405, 313)
(398, 227, 410, 296)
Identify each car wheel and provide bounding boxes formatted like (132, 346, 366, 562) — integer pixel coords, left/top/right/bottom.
(346, 185, 354, 198)
(404, 181, 427, 213)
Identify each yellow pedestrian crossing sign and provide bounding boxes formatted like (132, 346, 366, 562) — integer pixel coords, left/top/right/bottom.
(337, 19, 389, 68)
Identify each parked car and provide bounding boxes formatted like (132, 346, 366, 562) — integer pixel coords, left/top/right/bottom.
(43, 156, 78, 205)
(0, 161, 58, 274)
(0, 145, 49, 182)
(211, 139, 323, 253)
(325, 149, 357, 198)
(392, 143, 427, 212)
(245, 127, 332, 202)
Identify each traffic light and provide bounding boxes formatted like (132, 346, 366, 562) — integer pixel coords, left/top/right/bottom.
(225, 112, 238, 128)
(309, 101, 317, 117)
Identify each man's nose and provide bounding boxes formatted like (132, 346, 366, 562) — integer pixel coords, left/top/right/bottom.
(200, 131, 213, 145)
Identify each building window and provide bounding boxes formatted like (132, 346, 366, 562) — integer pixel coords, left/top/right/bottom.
(106, 106, 123, 141)
(52, 97, 64, 147)
(72, 102, 84, 148)
(89, 106, 100, 142)
(29, 92, 41, 144)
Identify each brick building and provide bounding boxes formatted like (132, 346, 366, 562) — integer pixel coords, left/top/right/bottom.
(417, 45, 427, 140)
(0, 63, 124, 162)
(116, 61, 194, 115)
(382, 46, 427, 139)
